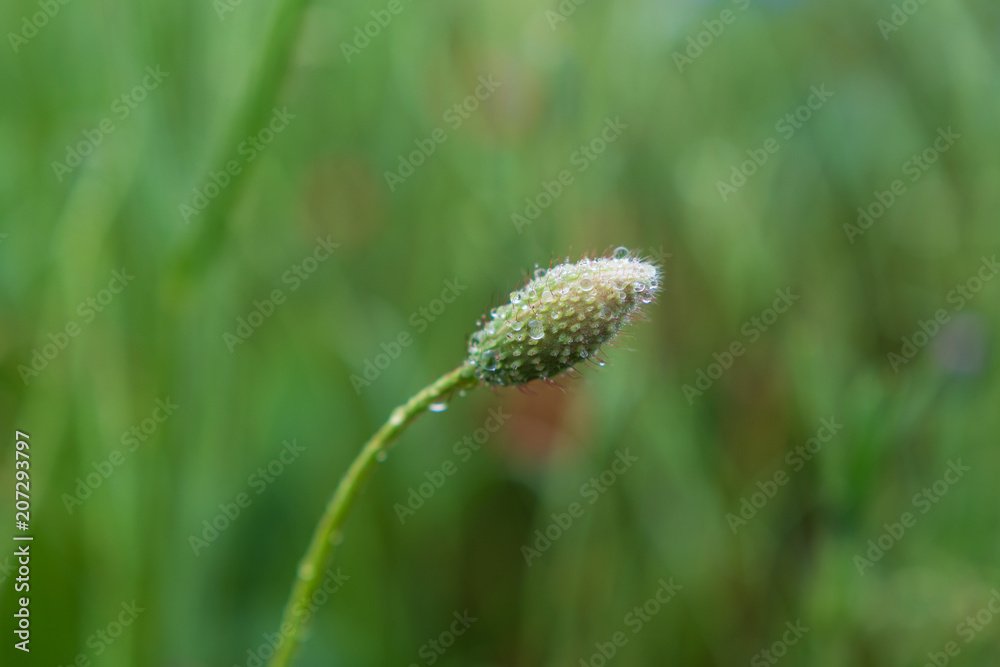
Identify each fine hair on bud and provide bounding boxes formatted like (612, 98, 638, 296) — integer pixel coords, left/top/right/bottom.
(466, 249, 661, 386)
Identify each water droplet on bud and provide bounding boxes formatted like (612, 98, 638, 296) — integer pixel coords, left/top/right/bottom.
(429, 402, 449, 413)
(480, 350, 499, 371)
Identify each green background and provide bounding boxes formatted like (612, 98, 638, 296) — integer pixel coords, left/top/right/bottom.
(2, 0, 999, 664)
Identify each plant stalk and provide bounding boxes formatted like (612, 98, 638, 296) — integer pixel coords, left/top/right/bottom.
(269, 363, 478, 667)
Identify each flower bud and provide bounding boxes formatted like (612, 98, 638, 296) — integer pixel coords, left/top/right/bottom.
(466, 252, 660, 386)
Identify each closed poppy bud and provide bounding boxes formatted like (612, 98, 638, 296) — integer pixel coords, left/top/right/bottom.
(466, 251, 660, 386)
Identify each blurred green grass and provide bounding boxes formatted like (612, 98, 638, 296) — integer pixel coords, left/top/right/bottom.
(2, 0, 1000, 665)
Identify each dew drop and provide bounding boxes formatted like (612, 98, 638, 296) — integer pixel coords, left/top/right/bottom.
(511, 293, 522, 305)
(639, 293, 653, 304)
(598, 305, 612, 319)
(596, 359, 607, 367)
(540, 290, 554, 303)
(579, 278, 594, 292)
(613, 246, 630, 259)
(555, 281, 569, 294)
(529, 329, 545, 340)
(510, 320, 524, 331)
(579, 350, 589, 358)
(633, 282, 645, 293)
(376, 450, 389, 462)
(479, 350, 499, 371)
(534, 268, 547, 280)
(429, 402, 449, 413)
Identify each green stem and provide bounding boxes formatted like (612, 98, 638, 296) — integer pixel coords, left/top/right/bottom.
(269, 363, 478, 667)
